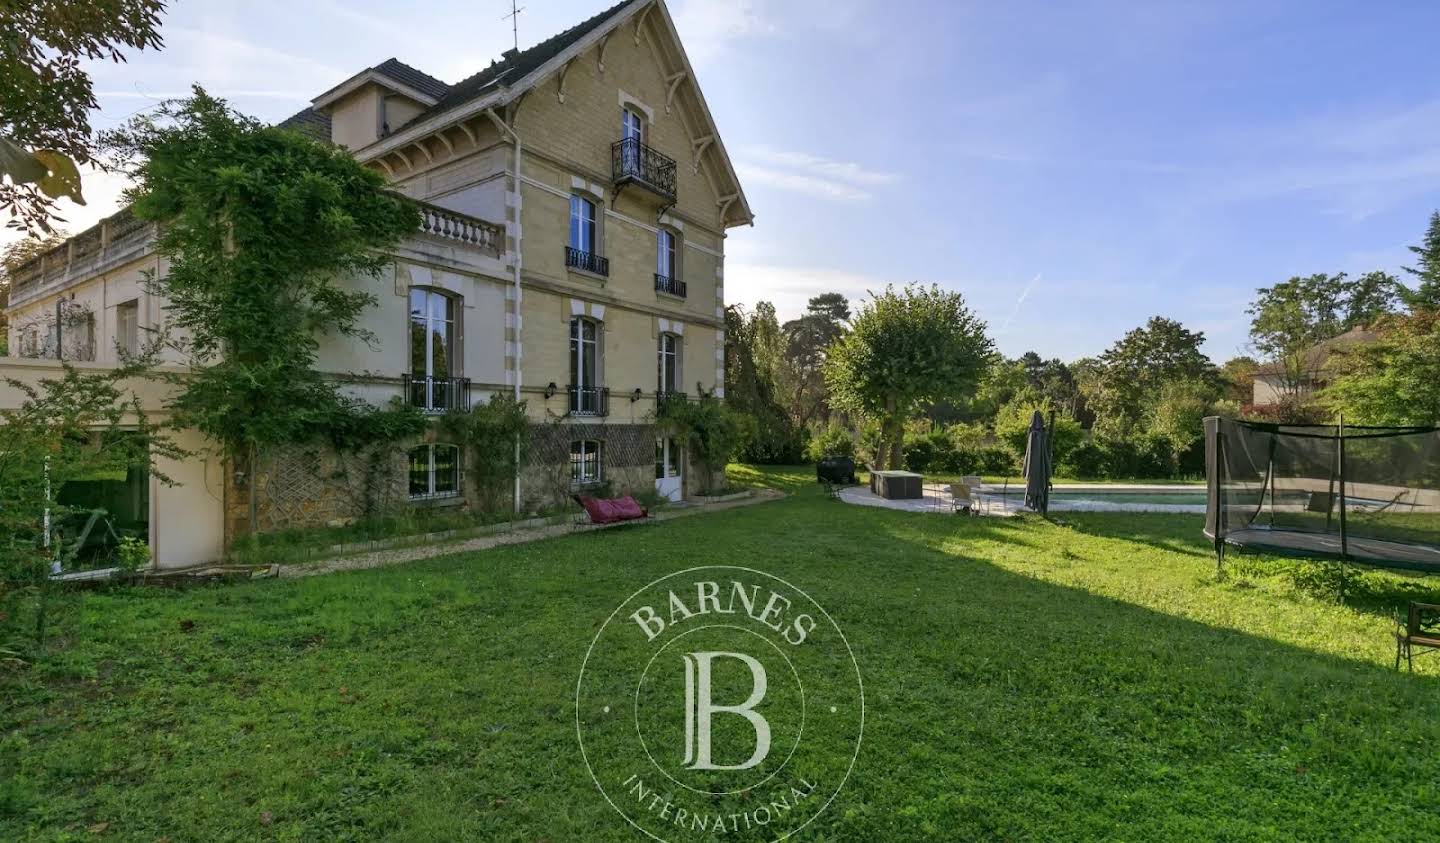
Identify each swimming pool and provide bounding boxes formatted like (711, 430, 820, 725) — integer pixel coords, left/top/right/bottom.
(1045, 487, 1208, 512)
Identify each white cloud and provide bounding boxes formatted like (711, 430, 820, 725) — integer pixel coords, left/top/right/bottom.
(733, 164, 875, 202)
(733, 146, 899, 202)
(670, 0, 775, 65)
(725, 262, 884, 320)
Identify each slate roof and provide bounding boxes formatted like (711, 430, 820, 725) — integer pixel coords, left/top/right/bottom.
(372, 58, 449, 100)
(276, 107, 332, 141)
(395, 0, 632, 133)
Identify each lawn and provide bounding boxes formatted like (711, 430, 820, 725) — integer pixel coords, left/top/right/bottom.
(5, 465, 1440, 841)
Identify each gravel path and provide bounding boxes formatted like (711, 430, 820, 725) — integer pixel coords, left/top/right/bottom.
(277, 489, 785, 579)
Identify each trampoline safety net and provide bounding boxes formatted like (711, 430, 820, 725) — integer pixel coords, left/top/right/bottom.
(1204, 416, 1440, 571)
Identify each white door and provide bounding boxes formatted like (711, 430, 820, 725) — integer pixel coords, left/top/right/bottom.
(655, 437, 683, 501)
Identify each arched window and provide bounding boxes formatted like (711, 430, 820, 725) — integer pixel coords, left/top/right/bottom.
(408, 288, 460, 411)
(409, 443, 460, 500)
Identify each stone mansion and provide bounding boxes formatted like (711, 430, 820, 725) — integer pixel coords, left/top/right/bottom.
(0, 0, 752, 568)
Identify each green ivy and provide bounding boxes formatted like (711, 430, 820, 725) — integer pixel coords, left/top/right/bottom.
(655, 393, 746, 483)
(439, 394, 530, 512)
(102, 88, 421, 464)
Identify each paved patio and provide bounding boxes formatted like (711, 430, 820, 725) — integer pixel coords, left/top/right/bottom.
(838, 483, 1022, 516)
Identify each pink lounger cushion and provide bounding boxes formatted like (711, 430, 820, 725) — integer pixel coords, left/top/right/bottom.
(574, 494, 649, 524)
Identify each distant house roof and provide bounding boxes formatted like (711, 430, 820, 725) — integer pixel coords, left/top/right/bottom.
(276, 107, 332, 141)
(394, 0, 630, 135)
(1254, 326, 1381, 377)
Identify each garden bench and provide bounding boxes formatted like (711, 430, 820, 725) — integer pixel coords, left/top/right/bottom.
(1395, 601, 1440, 671)
(572, 494, 651, 529)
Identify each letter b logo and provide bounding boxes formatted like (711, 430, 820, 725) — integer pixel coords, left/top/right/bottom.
(680, 652, 771, 771)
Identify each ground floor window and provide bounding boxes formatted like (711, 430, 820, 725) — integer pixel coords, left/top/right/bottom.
(409, 443, 460, 500)
(571, 439, 602, 485)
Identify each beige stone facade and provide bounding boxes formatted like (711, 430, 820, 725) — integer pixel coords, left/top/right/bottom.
(0, 0, 749, 567)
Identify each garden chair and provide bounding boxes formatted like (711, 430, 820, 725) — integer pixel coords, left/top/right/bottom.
(949, 483, 977, 516)
(1395, 602, 1440, 671)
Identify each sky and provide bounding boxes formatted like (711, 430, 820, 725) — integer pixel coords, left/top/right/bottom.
(18, 0, 1440, 363)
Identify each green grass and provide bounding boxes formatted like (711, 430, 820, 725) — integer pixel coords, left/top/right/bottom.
(5, 465, 1440, 840)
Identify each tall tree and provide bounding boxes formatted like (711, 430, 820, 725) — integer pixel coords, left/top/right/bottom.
(780, 293, 851, 426)
(1219, 356, 1259, 404)
(0, 1, 166, 233)
(825, 283, 993, 469)
(1090, 317, 1217, 438)
(724, 303, 803, 462)
(1403, 211, 1440, 311)
(1324, 311, 1440, 425)
(1247, 272, 1401, 394)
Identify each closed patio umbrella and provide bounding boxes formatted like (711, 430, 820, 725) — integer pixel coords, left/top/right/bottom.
(1022, 410, 1051, 514)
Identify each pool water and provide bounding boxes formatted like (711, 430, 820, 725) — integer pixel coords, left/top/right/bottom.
(1049, 491, 1209, 506)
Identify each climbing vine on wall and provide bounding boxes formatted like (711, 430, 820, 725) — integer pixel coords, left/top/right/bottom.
(655, 393, 748, 490)
(439, 393, 529, 513)
(101, 88, 422, 467)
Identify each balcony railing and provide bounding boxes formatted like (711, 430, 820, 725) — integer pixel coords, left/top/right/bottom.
(655, 390, 688, 408)
(415, 200, 504, 256)
(8, 205, 157, 304)
(569, 385, 610, 417)
(654, 274, 687, 298)
(566, 246, 610, 276)
(612, 137, 677, 201)
(404, 374, 471, 413)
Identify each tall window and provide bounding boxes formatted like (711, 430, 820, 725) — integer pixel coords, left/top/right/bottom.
(569, 195, 597, 254)
(116, 300, 139, 357)
(571, 316, 601, 414)
(410, 443, 460, 500)
(571, 440, 603, 484)
(657, 229, 677, 279)
(622, 107, 644, 143)
(657, 332, 680, 393)
(409, 288, 457, 409)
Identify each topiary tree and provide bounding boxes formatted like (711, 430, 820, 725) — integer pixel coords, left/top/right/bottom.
(825, 284, 993, 470)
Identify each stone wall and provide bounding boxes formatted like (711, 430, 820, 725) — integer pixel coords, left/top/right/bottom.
(521, 421, 658, 512)
(223, 443, 410, 543)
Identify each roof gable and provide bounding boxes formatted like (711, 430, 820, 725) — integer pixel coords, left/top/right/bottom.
(365, 0, 752, 227)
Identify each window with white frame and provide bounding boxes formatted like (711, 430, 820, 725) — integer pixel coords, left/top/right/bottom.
(571, 439, 602, 484)
(657, 332, 681, 394)
(622, 107, 645, 144)
(409, 443, 460, 500)
(570, 316, 602, 413)
(116, 300, 139, 357)
(408, 288, 459, 410)
(657, 228, 678, 279)
(569, 194, 597, 254)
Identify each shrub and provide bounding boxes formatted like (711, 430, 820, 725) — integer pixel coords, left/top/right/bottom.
(805, 422, 855, 462)
(1061, 441, 1106, 479)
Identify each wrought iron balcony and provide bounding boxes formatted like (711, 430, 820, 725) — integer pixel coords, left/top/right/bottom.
(566, 246, 609, 276)
(404, 374, 471, 413)
(612, 137, 677, 201)
(655, 390, 688, 408)
(654, 274, 686, 298)
(569, 385, 610, 417)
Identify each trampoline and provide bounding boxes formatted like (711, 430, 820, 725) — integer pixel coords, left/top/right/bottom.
(1204, 416, 1440, 573)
